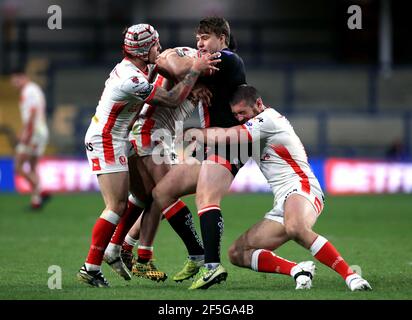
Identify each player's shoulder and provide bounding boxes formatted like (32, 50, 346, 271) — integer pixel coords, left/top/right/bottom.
(118, 60, 149, 87)
(219, 49, 243, 63)
(245, 108, 279, 127)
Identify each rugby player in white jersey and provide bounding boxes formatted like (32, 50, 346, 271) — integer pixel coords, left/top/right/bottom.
(77, 24, 220, 288)
(185, 85, 372, 291)
(10, 69, 50, 210)
(103, 47, 208, 282)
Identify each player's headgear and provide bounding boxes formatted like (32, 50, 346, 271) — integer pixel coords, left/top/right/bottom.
(123, 24, 159, 60)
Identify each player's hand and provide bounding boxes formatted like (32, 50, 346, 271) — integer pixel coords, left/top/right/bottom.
(191, 52, 221, 74)
(191, 84, 212, 107)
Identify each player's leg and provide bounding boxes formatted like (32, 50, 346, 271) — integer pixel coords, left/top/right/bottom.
(152, 162, 205, 281)
(105, 155, 150, 264)
(77, 171, 129, 287)
(228, 219, 290, 268)
(227, 218, 314, 289)
(284, 193, 372, 291)
(131, 155, 170, 282)
(121, 212, 142, 270)
(188, 161, 234, 290)
(14, 151, 40, 209)
(27, 154, 42, 208)
(28, 154, 51, 208)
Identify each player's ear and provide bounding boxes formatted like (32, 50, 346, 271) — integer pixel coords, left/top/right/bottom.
(256, 97, 263, 107)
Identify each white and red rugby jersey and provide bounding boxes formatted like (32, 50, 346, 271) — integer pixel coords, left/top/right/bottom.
(90, 58, 158, 138)
(19, 82, 48, 134)
(242, 107, 322, 198)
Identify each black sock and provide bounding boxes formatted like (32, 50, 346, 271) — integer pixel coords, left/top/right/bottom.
(166, 204, 204, 256)
(199, 208, 223, 264)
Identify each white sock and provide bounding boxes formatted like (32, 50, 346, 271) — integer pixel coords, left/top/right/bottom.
(205, 262, 219, 270)
(105, 243, 121, 257)
(85, 263, 100, 272)
(251, 249, 264, 272)
(125, 234, 138, 247)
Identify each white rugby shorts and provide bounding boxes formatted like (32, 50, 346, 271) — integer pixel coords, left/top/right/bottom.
(16, 131, 49, 157)
(264, 182, 324, 225)
(85, 125, 129, 175)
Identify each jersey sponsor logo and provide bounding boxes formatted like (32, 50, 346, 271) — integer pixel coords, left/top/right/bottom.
(245, 121, 253, 127)
(131, 76, 139, 84)
(284, 188, 298, 201)
(92, 158, 101, 171)
(85, 142, 93, 152)
(119, 155, 127, 166)
(261, 153, 270, 161)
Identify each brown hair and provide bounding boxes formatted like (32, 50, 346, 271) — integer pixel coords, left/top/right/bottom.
(230, 85, 260, 107)
(196, 17, 231, 47)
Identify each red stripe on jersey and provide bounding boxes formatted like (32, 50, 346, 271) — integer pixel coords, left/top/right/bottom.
(241, 124, 253, 142)
(200, 103, 210, 128)
(102, 102, 127, 164)
(130, 139, 138, 154)
(155, 75, 165, 87)
(271, 145, 311, 194)
(314, 197, 323, 214)
(141, 104, 156, 148)
(140, 76, 164, 147)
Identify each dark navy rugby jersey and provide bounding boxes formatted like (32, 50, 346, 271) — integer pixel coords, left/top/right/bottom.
(199, 48, 246, 128)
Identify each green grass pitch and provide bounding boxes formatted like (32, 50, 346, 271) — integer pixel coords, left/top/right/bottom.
(0, 193, 411, 300)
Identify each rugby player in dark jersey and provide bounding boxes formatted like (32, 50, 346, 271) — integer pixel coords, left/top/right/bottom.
(149, 17, 249, 289)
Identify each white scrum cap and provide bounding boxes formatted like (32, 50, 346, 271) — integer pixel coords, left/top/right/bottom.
(123, 24, 159, 60)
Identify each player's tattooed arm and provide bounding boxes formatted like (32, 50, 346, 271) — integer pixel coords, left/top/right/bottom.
(150, 53, 220, 108)
(156, 49, 194, 82)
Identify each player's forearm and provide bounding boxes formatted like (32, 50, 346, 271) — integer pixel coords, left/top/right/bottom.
(152, 69, 200, 108)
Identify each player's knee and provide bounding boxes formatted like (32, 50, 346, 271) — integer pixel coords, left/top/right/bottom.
(106, 198, 128, 216)
(151, 185, 163, 203)
(285, 222, 312, 243)
(227, 243, 242, 266)
(284, 221, 305, 241)
(196, 193, 216, 209)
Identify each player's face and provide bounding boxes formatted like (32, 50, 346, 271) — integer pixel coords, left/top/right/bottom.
(196, 33, 226, 55)
(148, 41, 162, 64)
(231, 100, 260, 124)
(10, 74, 26, 89)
